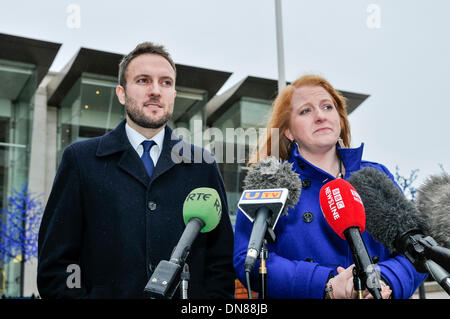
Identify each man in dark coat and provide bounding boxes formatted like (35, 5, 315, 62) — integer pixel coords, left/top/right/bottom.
(37, 42, 235, 299)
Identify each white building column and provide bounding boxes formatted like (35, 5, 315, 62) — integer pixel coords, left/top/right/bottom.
(23, 82, 52, 297)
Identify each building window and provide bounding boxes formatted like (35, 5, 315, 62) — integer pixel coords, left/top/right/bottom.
(212, 97, 272, 224)
(58, 73, 125, 160)
(0, 59, 37, 297)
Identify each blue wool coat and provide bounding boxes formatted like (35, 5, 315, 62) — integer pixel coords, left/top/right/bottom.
(38, 120, 235, 299)
(233, 143, 427, 299)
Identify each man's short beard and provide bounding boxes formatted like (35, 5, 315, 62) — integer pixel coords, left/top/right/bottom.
(125, 94, 172, 129)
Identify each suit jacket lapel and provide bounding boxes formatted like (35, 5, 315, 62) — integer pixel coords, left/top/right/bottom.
(96, 120, 150, 187)
(118, 149, 150, 186)
(151, 126, 192, 181)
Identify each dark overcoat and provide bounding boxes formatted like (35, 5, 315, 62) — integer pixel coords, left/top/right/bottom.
(37, 120, 235, 299)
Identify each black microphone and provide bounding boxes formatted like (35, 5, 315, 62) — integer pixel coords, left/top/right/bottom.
(238, 156, 302, 274)
(348, 167, 450, 294)
(144, 187, 222, 299)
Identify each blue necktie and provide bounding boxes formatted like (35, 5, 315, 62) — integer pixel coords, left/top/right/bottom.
(141, 140, 156, 177)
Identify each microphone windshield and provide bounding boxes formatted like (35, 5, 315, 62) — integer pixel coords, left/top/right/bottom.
(182, 187, 222, 233)
(348, 167, 430, 253)
(319, 179, 366, 239)
(416, 173, 450, 248)
(243, 156, 302, 214)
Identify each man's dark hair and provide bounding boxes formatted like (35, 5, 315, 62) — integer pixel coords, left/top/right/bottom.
(118, 41, 177, 88)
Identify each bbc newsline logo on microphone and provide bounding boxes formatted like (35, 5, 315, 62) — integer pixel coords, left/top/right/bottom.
(168, 120, 281, 164)
(324, 186, 345, 220)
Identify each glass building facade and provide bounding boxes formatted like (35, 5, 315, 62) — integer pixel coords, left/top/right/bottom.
(211, 97, 273, 224)
(58, 73, 125, 160)
(0, 33, 377, 298)
(57, 73, 209, 161)
(0, 59, 37, 296)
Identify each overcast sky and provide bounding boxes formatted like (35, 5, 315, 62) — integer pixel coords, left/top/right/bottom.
(1, 0, 449, 190)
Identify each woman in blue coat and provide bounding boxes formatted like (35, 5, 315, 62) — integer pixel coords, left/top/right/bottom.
(233, 74, 427, 299)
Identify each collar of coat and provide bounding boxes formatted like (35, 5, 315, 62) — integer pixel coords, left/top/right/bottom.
(95, 119, 195, 185)
(288, 142, 365, 180)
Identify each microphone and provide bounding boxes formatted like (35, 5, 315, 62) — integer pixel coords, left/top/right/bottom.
(238, 156, 302, 274)
(144, 187, 222, 299)
(348, 167, 450, 294)
(416, 172, 450, 249)
(319, 179, 382, 299)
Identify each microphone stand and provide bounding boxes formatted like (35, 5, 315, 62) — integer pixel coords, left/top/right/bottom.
(180, 264, 190, 299)
(417, 236, 450, 273)
(352, 256, 381, 299)
(144, 218, 205, 299)
(344, 227, 382, 299)
(396, 231, 450, 295)
(259, 240, 268, 299)
(246, 230, 275, 300)
(352, 267, 364, 299)
(423, 260, 450, 295)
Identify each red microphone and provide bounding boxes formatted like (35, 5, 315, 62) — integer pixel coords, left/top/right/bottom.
(319, 179, 382, 299)
(319, 178, 365, 238)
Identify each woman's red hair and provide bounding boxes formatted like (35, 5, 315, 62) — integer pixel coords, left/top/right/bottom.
(250, 74, 351, 163)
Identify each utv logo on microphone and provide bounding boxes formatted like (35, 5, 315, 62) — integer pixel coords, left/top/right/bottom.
(325, 187, 345, 220)
(243, 190, 282, 200)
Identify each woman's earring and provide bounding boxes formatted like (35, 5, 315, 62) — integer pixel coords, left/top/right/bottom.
(291, 139, 299, 152)
(337, 137, 345, 148)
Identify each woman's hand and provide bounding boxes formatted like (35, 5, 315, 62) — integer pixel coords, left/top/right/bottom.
(330, 264, 392, 299)
(329, 264, 356, 299)
(363, 280, 392, 299)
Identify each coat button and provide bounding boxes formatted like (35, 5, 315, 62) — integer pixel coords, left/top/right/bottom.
(302, 179, 311, 189)
(148, 201, 157, 211)
(302, 211, 314, 223)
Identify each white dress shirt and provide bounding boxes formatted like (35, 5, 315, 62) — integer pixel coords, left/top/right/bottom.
(125, 123, 165, 167)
